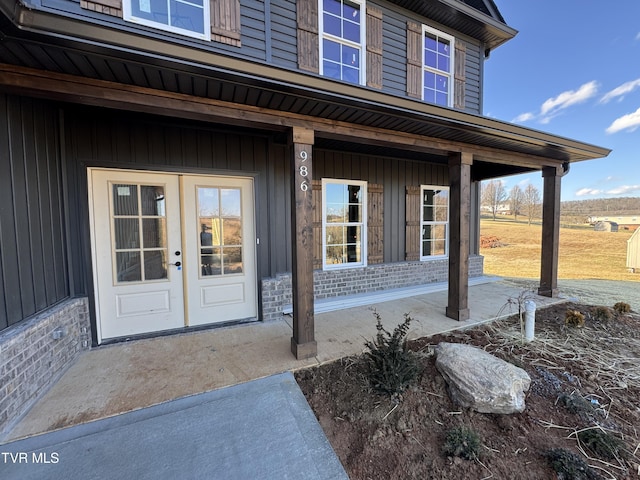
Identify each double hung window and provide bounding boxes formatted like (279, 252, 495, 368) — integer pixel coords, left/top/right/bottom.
(421, 186, 449, 259)
(422, 26, 454, 106)
(124, 0, 210, 40)
(323, 179, 367, 268)
(320, 0, 366, 85)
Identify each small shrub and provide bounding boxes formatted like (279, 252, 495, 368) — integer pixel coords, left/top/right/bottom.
(442, 426, 482, 460)
(363, 312, 420, 396)
(558, 393, 594, 415)
(577, 429, 625, 461)
(613, 302, 631, 314)
(545, 448, 603, 480)
(590, 306, 613, 322)
(565, 309, 585, 328)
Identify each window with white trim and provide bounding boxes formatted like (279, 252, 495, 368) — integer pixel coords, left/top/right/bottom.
(319, 0, 366, 85)
(422, 25, 454, 107)
(124, 0, 210, 40)
(323, 179, 367, 268)
(421, 186, 449, 259)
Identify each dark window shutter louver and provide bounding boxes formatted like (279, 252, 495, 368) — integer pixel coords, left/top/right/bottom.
(366, 7, 383, 90)
(405, 185, 421, 260)
(406, 22, 422, 99)
(297, 0, 319, 73)
(211, 0, 241, 46)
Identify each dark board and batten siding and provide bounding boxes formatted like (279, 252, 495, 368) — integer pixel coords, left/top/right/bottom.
(313, 150, 448, 263)
(0, 95, 69, 331)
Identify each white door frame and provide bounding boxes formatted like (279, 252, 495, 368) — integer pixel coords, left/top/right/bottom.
(88, 168, 258, 343)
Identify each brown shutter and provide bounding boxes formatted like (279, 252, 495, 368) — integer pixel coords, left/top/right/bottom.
(367, 184, 384, 264)
(406, 22, 422, 99)
(297, 0, 319, 73)
(80, 0, 122, 17)
(405, 186, 421, 261)
(454, 41, 466, 110)
(366, 7, 383, 89)
(312, 180, 323, 270)
(211, 0, 241, 46)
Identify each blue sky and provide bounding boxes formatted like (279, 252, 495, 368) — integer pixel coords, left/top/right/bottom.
(483, 1, 640, 201)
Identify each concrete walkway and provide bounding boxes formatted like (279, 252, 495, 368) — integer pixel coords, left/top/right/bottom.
(1, 373, 348, 480)
(2, 277, 564, 444)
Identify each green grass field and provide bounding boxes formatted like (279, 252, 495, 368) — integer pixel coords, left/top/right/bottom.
(480, 218, 639, 282)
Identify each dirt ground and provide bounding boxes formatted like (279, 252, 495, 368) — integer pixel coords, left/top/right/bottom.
(295, 301, 640, 479)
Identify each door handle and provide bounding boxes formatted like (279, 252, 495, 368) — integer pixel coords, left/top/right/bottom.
(169, 261, 182, 267)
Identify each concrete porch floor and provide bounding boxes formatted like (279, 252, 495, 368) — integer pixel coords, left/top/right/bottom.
(3, 277, 564, 443)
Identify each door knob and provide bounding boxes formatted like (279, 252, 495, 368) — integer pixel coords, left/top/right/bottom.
(170, 261, 182, 267)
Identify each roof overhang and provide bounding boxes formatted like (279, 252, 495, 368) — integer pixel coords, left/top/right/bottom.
(387, 0, 517, 51)
(0, 1, 610, 179)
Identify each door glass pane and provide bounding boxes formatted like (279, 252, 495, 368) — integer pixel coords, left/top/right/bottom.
(141, 186, 166, 216)
(144, 251, 167, 280)
(201, 247, 221, 276)
(113, 184, 139, 215)
(223, 217, 242, 245)
(116, 251, 142, 282)
(197, 186, 243, 277)
(198, 187, 219, 216)
(223, 247, 243, 274)
(114, 218, 140, 249)
(142, 218, 166, 248)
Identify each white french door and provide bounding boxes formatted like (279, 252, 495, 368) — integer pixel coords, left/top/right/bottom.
(89, 169, 257, 342)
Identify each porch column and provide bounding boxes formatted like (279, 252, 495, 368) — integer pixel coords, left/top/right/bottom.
(446, 151, 472, 321)
(289, 127, 317, 359)
(538, 165, 562, 297)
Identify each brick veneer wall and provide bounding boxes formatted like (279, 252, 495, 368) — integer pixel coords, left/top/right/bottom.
(0, 297, 90, 436)
(261, 256, 484, 321)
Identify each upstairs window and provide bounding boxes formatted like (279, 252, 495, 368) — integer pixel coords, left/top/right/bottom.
(421, 186, 449, 259)
(422, 26, 454, 107)
(320, 0, 366, 85)
(323, 179, 367, 268)
(124, 0, 211, 40)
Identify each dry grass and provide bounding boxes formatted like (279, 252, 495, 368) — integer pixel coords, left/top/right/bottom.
(480, 219, 637, 281)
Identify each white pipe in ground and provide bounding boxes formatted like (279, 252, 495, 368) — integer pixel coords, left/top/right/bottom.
(524, 300, 536, 342)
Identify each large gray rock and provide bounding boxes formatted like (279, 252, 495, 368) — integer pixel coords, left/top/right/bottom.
(435, 342, 531, 414)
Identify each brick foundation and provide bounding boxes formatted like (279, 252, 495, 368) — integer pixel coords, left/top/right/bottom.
(0, 297, 90, 436)
(261, 256, 484, 321)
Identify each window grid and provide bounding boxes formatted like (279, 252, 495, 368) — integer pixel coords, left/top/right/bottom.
(422, 26, 454, 107)
(124, 0, 210, 40)
(420, 186, 449, 259)
(322, 179, 367, 269)
(320, 0, 366, 85)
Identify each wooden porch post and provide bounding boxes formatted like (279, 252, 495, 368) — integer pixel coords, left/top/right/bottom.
(289, 127, 317, 359)
(538, 165, 562, 297)
(446, 151, 472, 321)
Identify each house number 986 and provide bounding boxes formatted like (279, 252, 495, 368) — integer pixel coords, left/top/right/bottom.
(299, 150, 309, 192)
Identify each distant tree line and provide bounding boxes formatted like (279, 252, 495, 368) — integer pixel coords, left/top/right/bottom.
(481, 180, 640, 225)
(481, 180, 540, 225)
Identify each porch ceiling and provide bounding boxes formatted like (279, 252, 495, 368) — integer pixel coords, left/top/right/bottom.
(0, 3, 610, 176)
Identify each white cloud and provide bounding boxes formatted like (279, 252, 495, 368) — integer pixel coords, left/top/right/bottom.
(513, 82, 598, 125)
(605, 107, 640, 134)
(606, 185, 640, 195)
(512, 112, 535, 123)
(539, 81, 599, 120)
(576, 188, 603, 197)
(600, 78, 640, 103)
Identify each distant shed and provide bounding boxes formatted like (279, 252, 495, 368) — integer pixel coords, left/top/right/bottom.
(594, 221, 618, 232)
(628, 228, 640, 273)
